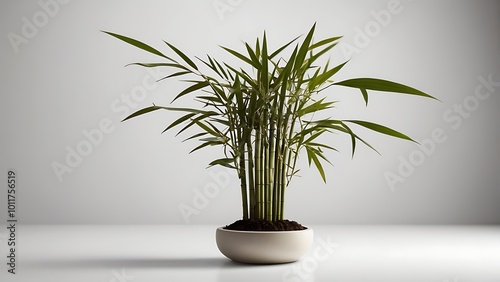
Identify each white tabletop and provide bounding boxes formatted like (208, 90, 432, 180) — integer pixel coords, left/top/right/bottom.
(2, 225, 499, 282)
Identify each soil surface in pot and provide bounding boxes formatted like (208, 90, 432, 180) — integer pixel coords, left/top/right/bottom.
(224, 219, 306, 231)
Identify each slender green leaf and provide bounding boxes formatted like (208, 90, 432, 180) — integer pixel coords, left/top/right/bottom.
(162, 113, 196, 133)
(122, 105, 161, 122)
(224, 64, 259, 89)
(344, 120, 416, 142)
(354, 133, 381, 155)
(173, 81, 210, 102)
(103, 31, 169, 59)
(339, 121, 357, 158)
(208, 158, 236, 169)
(221, 46, 255, 67)
(261, 32, 269, 93)
(157, 71, 191, 82)
(294, 23, 316, 72)
(334, 78, 438, 100)
(298, 99, 335, 117)
(195, 120, 222, 137)
(164, 41, 198, 70)
(308, 142, 338, 152)
(125, 63, 188, 70)
(269, 35, 300, 59)
(182, 132, 208, 142)
(309, 36, 342, 50)
(306, 146, 326, 182)
(309, 61, 348, 91)
(360, 88, 368, 105)
(308, 42, 338, 65)
(190, 140, 223, 154)
(245, 43, 261, 69)
(213, 57, 229, 80)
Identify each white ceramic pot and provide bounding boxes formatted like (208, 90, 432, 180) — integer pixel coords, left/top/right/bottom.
(216, 227, 313, 264)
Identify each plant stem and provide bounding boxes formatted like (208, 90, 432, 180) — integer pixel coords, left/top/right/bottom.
(267, 118, 275, 221)
(246, 129, 255, 219)
(279, 144, 288, 220)
(238, 127, 249, 220)
(255, 127, 263, 220)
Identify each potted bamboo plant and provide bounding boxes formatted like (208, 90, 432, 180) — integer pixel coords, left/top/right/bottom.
(104, 24, 436, 264)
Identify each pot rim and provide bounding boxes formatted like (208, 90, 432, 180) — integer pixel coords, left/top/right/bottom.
(217, 226, 312, 234)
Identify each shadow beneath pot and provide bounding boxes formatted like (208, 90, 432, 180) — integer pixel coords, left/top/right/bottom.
(24, 257, 234, 269)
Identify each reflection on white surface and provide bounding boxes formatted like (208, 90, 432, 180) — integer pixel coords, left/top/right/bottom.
(3, 225, 499, 282)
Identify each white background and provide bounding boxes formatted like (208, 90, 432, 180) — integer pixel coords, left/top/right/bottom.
(0, 0, 499, 225)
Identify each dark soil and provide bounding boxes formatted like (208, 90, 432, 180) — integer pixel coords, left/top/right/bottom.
(224, 219, 306, 231)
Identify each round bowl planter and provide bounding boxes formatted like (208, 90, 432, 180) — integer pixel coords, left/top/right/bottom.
(216, 227, 313, 264)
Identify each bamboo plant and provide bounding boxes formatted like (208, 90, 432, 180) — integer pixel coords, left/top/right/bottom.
(104, 24, 436, 222)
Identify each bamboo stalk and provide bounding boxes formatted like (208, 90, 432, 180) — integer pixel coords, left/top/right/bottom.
(262, 110, 269, 220)
(286, 99, 301, 185)
(238, 138, 248, 220)
(279, 144, 288, 220)
(260, 135, 266, 219)
(254, 127, 262, 220)
(272, 122, 281, 221)
(267, 118, 275, 221)
(246, 129, 255, 219)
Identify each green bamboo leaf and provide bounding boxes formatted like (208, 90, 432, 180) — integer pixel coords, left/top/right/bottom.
(339, 121, 357, 158)
(182, 132, 208, 142)
(224, 64, 259, 89)
(199, 137, 224, 143)
(308, 42, 338, 65)
(208, 158, 236, 169)
(176, 113, 215, 136)
(245, 43, 261, 69)
(210, 83, 229, 103)
(309, 61, 348, 91)
(190, 140, 223, 154)
(255, 37, 260, 59)
(157, 71, 191, 83)
(162, 113, 196, 133)
(195, 120, 221, 137)
(195, 95, 223, 105)
(274, 46, 297, 86)
(125, 63, 188, 70)
(209, 118, 230, 126)
(298, 99, 335, 117)
(360, 88, 368, 105)
(298, 120, 343, 139)
(334, 122, 380, 155)
(161, 107, 216, 114)
(306, 146, 327, 183)
(173, 81, 210, 102)
(294, 23, 316, 72)
(344, 120, 416, 142)
(354, 133, 381, 155)
(261, 32, 269, 93)
(308, 142, 338, 152)
(308, 36, 342, 50)
(303, 129, 329, 145)
(213, 57, 229, 80)
(269, 35, 300, 59)
(122, 105, 161, 122)
(197, 55, 225, 79)
(221, 46, 256, 67)
(164, 41, 198, 70)
(103, 31, 170, 59)
(334, 78, 438, 100)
